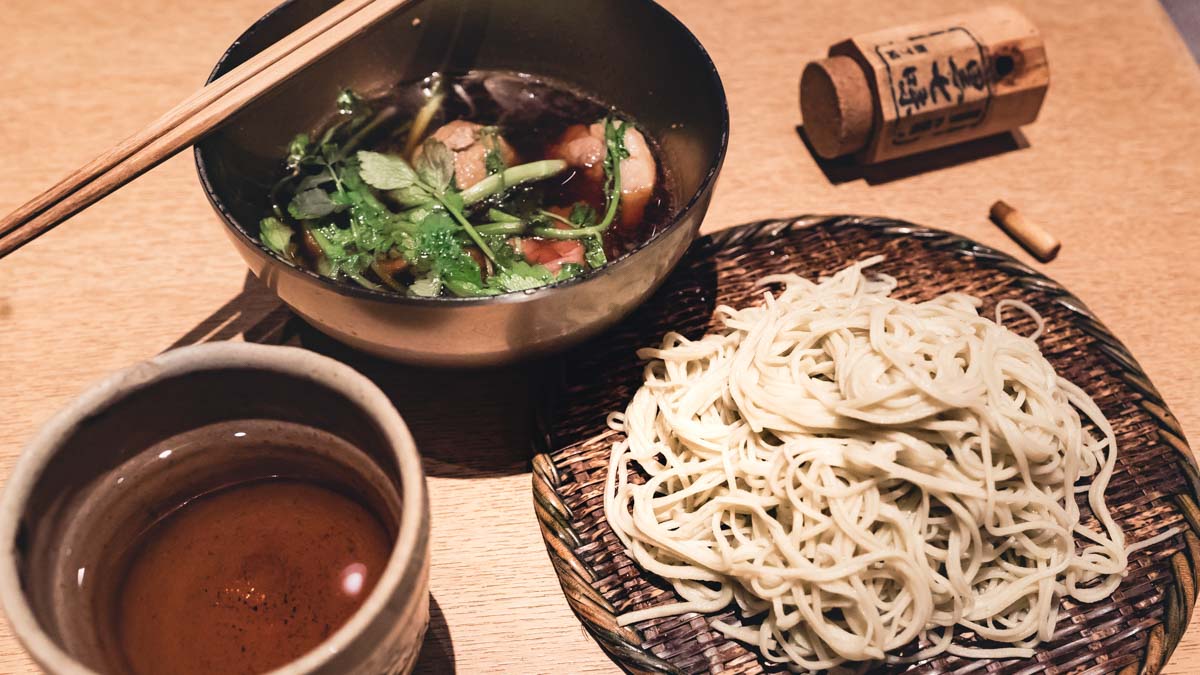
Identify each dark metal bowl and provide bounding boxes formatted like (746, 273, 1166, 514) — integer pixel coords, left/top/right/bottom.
(195, 0, 728, 366)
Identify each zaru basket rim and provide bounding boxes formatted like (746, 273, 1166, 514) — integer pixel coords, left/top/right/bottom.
(531, 215, 1200, 675)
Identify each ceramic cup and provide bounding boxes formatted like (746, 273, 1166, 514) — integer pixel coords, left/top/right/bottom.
(0, 342, 430, 675)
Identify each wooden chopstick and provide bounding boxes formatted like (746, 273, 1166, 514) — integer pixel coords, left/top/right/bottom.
(0, 0, 377, 240)
(0, 0, 415, 260)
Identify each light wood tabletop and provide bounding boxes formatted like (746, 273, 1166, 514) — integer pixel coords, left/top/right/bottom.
(1, 0, 1198, 672)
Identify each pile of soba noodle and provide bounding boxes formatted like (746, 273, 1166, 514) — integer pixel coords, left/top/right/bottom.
(604, 257, 1133, 670)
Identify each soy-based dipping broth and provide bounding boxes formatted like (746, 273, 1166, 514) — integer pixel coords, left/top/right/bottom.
(258, 70, 674, 298)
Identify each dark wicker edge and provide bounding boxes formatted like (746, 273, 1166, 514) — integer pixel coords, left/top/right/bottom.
(531, 214, 1200, 675)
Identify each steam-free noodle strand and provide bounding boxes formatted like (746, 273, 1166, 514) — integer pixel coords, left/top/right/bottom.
(604, 257, 1126, 671)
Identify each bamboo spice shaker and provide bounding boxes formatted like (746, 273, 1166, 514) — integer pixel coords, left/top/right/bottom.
(801, 5, 1049, 163)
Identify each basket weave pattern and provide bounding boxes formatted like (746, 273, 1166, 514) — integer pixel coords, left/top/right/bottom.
(532, 216, 1200, 675)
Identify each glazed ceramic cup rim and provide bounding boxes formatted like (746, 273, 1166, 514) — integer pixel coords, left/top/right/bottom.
(0, 342, 427, 675)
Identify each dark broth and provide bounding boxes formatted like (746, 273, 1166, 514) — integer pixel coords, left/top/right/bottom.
(112, 479, 392, 675)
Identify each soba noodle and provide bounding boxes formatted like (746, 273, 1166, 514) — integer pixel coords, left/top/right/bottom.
(604, 257, 1127, 670)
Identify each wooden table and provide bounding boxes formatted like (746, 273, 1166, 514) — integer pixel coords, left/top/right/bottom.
(1, 0, 1197, 672)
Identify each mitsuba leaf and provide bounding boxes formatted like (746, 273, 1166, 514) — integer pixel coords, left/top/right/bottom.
(356, 150, 421, 191)
(484, 259, 580, 293)
(495, 184, 546, 222)
(347, 208, 391, 252)
(485, 148, 505, 176)
(416, 210, 455, 236)
(259, 217, 296, 260)
(584, 236, 607, 269)
(309, 223, 370, 279)
(440, 189, 464, 212)
(601, 117, 629, 209)
(415, 138, 456, 193)
(411, 212, 491, 297)
(335, 163, 409, 255)
(576, 196, 608, 270)
(402, 204, 435, 225)
(295, 171, 335, 192)
(286, 134, 312, 169)
(556, 263, 585, 281)
(311, 223, 355, 252)
(288, 188, 340, 220)
(336, 89, 365, 116)
(408, 274, 443, 297)
(604, 118, 631, 164)
(570, 202, 598, 227)
(477, 126, 507, 176)
(486, 261, 554, 293)
(357, 149, 434, 206)
(486, 234, 525, 268)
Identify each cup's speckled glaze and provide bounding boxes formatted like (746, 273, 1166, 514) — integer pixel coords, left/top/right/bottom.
(195, 0, 729, 366)
(0, 343, 430, 675)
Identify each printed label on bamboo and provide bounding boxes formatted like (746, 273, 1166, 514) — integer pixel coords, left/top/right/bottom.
(873, 26, 992, 147)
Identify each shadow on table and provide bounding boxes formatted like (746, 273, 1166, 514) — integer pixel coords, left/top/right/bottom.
(165, 272, 294, 349)
(414, 594, 456, 674)
(165, 272, 537, 479)
(795, 125, 1029, 186)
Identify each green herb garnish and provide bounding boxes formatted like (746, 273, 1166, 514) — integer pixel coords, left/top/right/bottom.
(480, 126, 507, 176)
(359, 141, 499, 265)
(409, 211, 489, 297)
(259, 217, 296, 261)
(531, 117, 629, 240)
(259, 87, 619, 298)
(458, 160, 567, 206)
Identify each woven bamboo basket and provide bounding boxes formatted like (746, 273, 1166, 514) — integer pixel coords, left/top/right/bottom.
(532, 215, 1200, 675)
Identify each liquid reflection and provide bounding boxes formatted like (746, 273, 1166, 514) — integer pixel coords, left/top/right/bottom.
(340, 562, 367, 598)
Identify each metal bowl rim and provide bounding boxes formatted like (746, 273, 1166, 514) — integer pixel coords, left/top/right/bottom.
(193, 0, 729, 307)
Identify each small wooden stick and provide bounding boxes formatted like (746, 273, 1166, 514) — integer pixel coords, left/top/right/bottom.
(989, 200, 1060, 262)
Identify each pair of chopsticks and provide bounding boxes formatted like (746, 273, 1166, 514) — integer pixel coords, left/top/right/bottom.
(0, 0, 415, 260)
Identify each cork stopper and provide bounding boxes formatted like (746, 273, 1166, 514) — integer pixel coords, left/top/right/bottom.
(800, 56, 875, 159)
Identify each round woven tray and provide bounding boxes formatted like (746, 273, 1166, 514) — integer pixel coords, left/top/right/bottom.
(531, 215, 1200, 675)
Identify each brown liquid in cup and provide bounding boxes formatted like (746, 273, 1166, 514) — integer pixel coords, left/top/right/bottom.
(113, 479, 392, 675)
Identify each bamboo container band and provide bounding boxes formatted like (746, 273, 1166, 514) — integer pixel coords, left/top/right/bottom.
(800, 6, 1050, 164)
